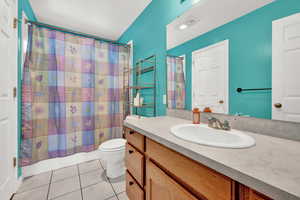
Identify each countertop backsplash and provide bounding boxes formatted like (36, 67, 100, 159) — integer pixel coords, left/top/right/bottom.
(166, 109, 300, 142)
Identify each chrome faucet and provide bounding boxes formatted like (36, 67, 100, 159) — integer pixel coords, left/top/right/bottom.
(208, 117, 231, 131)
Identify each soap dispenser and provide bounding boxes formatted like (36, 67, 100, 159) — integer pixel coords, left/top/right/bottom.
(192, 108, 200, 124)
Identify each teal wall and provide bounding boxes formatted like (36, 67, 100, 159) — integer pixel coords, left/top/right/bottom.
(118, 0, 300, 119)
(17, 0, 37, 177)
(118, 0, 193, 116)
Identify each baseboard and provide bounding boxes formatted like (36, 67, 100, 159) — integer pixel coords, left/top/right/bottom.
(22, 151, 100, 178)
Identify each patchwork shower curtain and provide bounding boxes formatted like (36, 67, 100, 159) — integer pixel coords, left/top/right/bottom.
(167, 56, 186, 109)
(21, 25, 129, 166)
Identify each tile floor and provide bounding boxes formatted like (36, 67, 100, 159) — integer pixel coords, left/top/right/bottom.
(13, 160, 129, 200)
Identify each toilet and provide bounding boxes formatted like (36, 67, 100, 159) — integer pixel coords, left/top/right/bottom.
(98, 138, 127, 179)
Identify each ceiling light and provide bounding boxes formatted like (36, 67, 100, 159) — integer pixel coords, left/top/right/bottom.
(192, 0, 202, 4)
(179, 24, 188, 30)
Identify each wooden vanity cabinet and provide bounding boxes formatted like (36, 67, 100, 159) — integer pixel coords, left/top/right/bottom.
(124, 126, 273, 200)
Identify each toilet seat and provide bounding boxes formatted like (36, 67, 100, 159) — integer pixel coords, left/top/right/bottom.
(99, 138, 126, 152)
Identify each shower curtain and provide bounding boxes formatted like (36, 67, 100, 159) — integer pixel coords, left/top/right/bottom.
(21, 25, 129, 166)
(167, 56, 186, 109)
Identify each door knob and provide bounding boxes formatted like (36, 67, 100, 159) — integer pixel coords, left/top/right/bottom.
(219, 100, 224, 104)
(274, 103, 282, 108)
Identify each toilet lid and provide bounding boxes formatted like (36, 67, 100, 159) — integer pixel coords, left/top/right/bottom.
(99, 138, 126, 151)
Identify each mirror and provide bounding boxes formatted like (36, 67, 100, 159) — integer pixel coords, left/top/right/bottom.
(166, 0, 300, 123)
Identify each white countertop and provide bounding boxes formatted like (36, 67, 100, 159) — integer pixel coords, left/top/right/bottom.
(124, 116, 300, 200)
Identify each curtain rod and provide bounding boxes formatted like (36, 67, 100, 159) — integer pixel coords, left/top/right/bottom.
(166, 55, 184, 59)
(25, 19, 129, 47)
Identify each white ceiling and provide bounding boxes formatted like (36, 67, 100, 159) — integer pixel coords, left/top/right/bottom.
(167, 0, 275, 50)
(29, 0, 152, 41)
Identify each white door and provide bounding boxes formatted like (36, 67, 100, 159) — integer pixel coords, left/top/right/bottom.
(192, 40, 229, 114)
(273, 13, 300, 122)
(0, 0, 19, 199)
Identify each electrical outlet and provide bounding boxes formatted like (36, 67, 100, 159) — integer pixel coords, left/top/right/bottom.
(163, 94, 167, 104)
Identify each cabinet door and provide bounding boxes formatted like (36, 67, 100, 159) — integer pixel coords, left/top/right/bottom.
(239, 185, 272, 200)
(146, 160, 198, 200)
(249, 190, 272, 200)
(125, 143, 144, 186)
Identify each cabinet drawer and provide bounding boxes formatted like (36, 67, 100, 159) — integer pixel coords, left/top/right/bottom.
(125, 143, 144, 186)
(146, 160, 198, 200)
(125, 127, 145, 152)
(126, 171, 144, 200)
(146, 138, 233, 200)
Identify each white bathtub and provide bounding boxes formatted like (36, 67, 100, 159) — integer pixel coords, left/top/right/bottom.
(22, 150, 100, 177)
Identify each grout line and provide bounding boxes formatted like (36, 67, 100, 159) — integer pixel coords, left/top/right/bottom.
(51, 173, 81, 184)
(16, 183, 50, 195)
(99, 160, 125, 200)
(107, 176, 120, 200)
(51, 174, 79, 184)
(46, 171, 53, 200)
(77, 165, 84, 200)
(80, 180, 105, 190)
(49, 189, 82, 200)
(98, 159, 105, 170)
(78, 168, 105, 176)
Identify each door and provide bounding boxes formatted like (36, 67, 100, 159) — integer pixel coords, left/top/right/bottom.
(0, 0, 18, 199)
(192, 40, 229, 114)
(146, 160, 198, 200)
(273, 13, 300, 122)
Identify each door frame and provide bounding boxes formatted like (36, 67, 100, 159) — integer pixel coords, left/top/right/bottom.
(127, 40, 133, 115)
(0, 0, 22, 199)
(191, 39, 229, 114)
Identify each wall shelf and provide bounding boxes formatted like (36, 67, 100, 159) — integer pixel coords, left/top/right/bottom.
(127, 55, 157, 118)
(124, 66, 155, 75)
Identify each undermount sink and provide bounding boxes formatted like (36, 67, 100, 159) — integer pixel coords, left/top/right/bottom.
(170, 124, 255, 149)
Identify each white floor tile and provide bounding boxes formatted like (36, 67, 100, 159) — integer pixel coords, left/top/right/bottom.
(109, 175, 125, 194)
(82, 181, 115, 200)
(117, 192, 129, 200)
(48, 176, 80, 199)
(17, 171, 52, 193)
(78, 160, 102, 174)
(80, 168, 107, 188)
(13, 185, 48, 200)
(52, 165, 78, 182)
(51, 190, 82, 200)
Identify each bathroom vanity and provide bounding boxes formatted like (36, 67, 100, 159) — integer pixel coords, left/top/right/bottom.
(123, 116, 300, 200)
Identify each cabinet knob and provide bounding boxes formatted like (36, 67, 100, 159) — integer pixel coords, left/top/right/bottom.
(129, 131, 134, 135)
(219, 100, 224, 104)
(129, 181, 134, 186)
(129, 150, 134, 154)
(274, 103, 282, 108)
